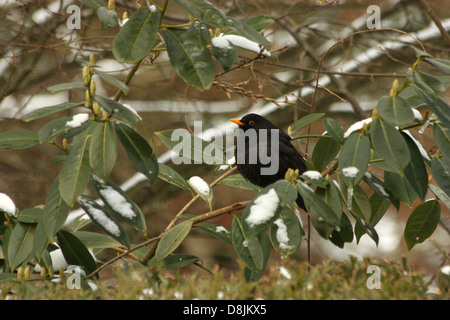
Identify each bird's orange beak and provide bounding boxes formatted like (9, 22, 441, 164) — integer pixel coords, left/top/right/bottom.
(230, 118, 244, 126)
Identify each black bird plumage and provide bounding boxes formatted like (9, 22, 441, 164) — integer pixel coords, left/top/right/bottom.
(230, 113, 308, 210)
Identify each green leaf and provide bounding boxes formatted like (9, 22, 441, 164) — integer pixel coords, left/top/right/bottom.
(197, 223, 231, 244)
(244, 232, 270, 281)
(115, 122, 159, 184)
(297, 181, 340, 227)
(211, 38, 238, 71)
(408, 69, 446, 96)
(402, 132, 428, 201)
(17, 207, 43, 224)
(59, 135, 92, 207)
(338, 132, 370, 186)
(323, 117, 344, 144)
(338, 176, 372, 222)
(221, 174, 261, 191)
(425, 57, 450, 74)
(79, 0, 106, 9)
(377, 96, 415, 127)
(433, 122, 450, 160)
(384, 171, 418, 207)
(94, 96, 141, 127)
(415, 88, 450, 129)
(404, 199, 440, 250)
(370, 118, 410, 175)
(158, 254, 201, 270)
(355, 192, 390, 242)
(312, 135, 340, 172)
(398, 86, 425, 107)
(73, 231, 122, 249)
(22, 102, 84, 122)
(95, 71, 129, 94)
(38, 116, 92, 144)
(329, 213, 354, 248)
(0, 130, 40, 149)
(173, 0, 227, 28)
(154, 220, 193, 261)
(97, 7, 118, 30)
(90, 174, 147, 233)
(7, 223, 35, 270)
(431, 156, 450, 197)
(226, 17, 270, 50)
(43, 178, 70, 238)
(158, 163, 191, 191)
(56, 230, 97, 275)
(47, 82, 85, 93)
(112, 7, 161, 63)
(352, 213, 379, 246)
(156, 129, 226, 165)
(363, 172, 399, 209)
(231, 216, 264, 272)
(89, 122, 117, 182)
(269, 207, 303, 256)
(291, 113, 325, 131)
(245, 15, 275, 31)
(164, 26, 214, 91)
(428, 184, 450, 210)
(315, 177, 342, 222)
(77, 196, 131, 248)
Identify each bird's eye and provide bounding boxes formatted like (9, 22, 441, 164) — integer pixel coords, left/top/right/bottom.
(248, 120, 255, 125)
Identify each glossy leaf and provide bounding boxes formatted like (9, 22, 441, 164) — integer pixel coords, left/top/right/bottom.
(425, 57, 450, 74)
(159, 254, 201, 270)
(384, 171, 418, 207)
(431, 156, 450, 197)
(297, 181, 340, 227)
(355, 192, 390, 243)
(291, 113, 325, 131)
(90, 174, 147, 233)
(197, 223, 232, 244)
(211, 38, 238, 71)
(59, 135, 92, 207)
(402, 132, 428, 201)
(416, 88, 450, 129)
(377, 95, 414, 127)
(0, 130, 39, 149)
(94, 96, 141, 127)
(428, 184, 450, 210)
(154, 220, 193, 261)
(96, 71, 129, 94)
(323, 117, 344, 144)
(73, 231, 122, 249)
(231, 216, 264, 272)
(370, 118, 410, 175)
(221, 174, 261, 191)
(245, 15, 275, 31)
(408, 69, 446, 95)
(97, 7, 118, 29)
(22, 102, 84, 122)
(46, 82, 84, 93)
(311, 135, 340, 173)
(7, 223, 35, 270)
(338, 132, 370, 186)
(269, 207, 303, 255)
(173, 0, 227, 28)
(404, 199, 440, 250)
(158, 163, 191, 191)
(77, 196, 131, 248)
(43, 178, 70, 238)
(433, 122, 450, 159)
(115, 122, 159, 184)
(363, 172, 399, 209)
(89, 122, 117, 182)
(226, 17, 270, 50)
(112, 7, 161, 63)
(164, 26, 214, 91)
(57, 230, 97, 275)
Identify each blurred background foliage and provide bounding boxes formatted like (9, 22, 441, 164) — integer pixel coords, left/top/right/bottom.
(0, 0, 449, 280)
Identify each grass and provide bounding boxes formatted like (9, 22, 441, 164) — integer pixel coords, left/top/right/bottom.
(1, 255, 448, 300)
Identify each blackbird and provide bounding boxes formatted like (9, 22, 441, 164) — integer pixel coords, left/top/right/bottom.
(230, 113, 307, 210)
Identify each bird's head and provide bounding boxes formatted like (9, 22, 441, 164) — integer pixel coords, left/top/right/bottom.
(229, 113, 277, 131)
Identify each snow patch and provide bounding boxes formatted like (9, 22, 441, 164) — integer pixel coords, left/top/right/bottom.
(274, 218, 294, 251)
(245, 188, 279, 228)
(65, 113, 89, 128)
(342, 166, 359, 178)
(188, 176, 211, 197)
(0, 193, 17, 217)
(302, 170, 323, 180)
